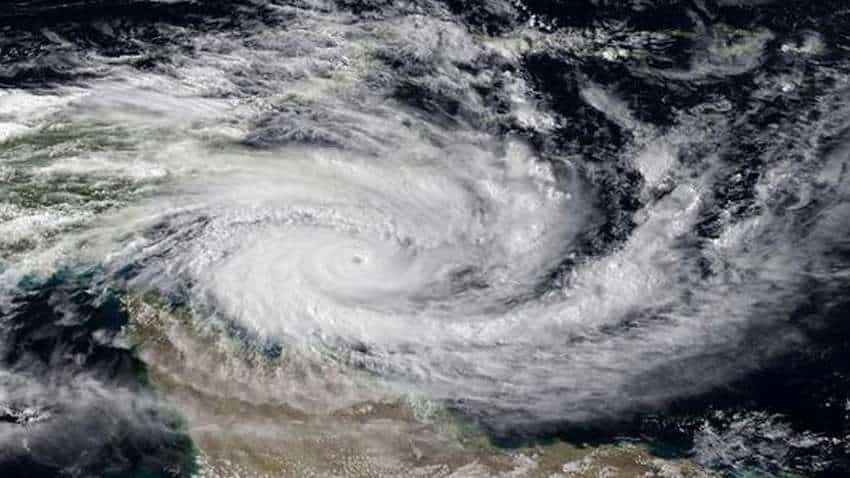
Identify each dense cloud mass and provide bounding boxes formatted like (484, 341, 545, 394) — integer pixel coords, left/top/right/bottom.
(1, 0, 850, 476)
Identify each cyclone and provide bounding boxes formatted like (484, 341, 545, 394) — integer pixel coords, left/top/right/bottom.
(2, 0, 850, 476)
